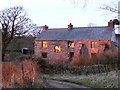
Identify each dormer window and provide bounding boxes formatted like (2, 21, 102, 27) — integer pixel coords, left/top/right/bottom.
(42, 41, 48, 48)
(68, 41, 74, 48)
(91, 41, 97, 48)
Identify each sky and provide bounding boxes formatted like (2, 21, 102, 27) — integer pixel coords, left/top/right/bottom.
(0, 0, 119, 33)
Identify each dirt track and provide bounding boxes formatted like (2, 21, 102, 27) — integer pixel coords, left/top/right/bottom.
(46, 79, 93, 89)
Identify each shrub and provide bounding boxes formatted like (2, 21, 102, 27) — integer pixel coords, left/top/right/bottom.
(32, 57, 47, 72)
(71, 56, 90, 66)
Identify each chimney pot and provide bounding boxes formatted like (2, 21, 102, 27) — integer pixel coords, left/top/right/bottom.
(108, 20, 114, 28)
(68, 23, 73, 31)
(43, 25, 48, 31)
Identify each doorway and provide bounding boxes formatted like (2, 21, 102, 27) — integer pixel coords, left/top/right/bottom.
(80, 44, 89, 57)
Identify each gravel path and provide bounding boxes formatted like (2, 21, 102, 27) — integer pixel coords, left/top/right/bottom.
(46, 79, 93, 89)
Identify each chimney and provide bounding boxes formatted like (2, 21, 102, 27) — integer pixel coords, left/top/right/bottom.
(113, 19, 120, 25)
(68, 23, 73, 31)
(43, 25, 48, 31)
(113, 19, 120, 31)
(108, 20, 114, 28)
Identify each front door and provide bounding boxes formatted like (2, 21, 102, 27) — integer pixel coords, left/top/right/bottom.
(80, 44, 89, 56)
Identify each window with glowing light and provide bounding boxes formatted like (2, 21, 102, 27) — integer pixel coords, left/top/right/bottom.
(68, 41, 74, 48)
(42, 41, 48, 48)
(91, 41, 97, 48)
(54, 46, 61, 53)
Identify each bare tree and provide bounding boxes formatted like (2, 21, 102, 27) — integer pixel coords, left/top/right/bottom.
(100, 5, 118, 14)
(0, 6, 37, 61)
(87, 23, 96, 27)
(100, 1, 119, 18)
(68, 0, 87, 8)
(70, 0, 119, 14)
(29, 26, 43, 37)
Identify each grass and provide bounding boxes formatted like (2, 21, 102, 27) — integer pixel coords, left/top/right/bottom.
(42, 70, 119, 88)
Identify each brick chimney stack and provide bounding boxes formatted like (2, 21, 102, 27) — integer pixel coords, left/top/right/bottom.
(113, 19, 120, 25)
(68, 23, 73, 31)
(108, 20, 114, 28)
(43, 25, 48, 31)
(108, 19, 120, 28)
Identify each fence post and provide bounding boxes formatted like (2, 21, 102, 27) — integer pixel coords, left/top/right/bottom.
(105, 64, 108, 75)
(21, 63, 24, 83)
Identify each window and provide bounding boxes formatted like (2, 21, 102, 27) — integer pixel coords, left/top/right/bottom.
(68, 41, 74, 48)
(42, 41, 48, 48)
(91, 53, 97, 58)
(69, 52, 74, 58)
(54, 46, 61, 53)
(91, 41, 97, 48)
(68, 52, 74, 61)
(41, 52, 47, 58)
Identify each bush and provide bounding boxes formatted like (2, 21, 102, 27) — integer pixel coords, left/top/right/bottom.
(71, 56, 90, 66)
(32, 57, 47, 72)
(38, 58, 47, 69)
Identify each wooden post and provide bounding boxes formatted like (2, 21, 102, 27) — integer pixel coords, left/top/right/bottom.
(21, 63, 24, 83)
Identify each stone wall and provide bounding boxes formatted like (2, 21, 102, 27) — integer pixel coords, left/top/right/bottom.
(34, 40, 113, 63)
(35, 40, 68, 63)
(2, 59, 41, 88)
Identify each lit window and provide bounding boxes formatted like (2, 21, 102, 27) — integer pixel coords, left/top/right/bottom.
(91, 41, 97, 48)
(55, 46, 61, 53)
(68, 41, 74, 48)
(42, 41, 48, 48)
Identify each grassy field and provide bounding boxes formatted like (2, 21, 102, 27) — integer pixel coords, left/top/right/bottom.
(42, 70, 119, 88)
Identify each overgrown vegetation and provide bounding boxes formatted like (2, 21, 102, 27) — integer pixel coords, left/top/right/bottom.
(34, 52, 119, 75)
(12, 80, 45, 88)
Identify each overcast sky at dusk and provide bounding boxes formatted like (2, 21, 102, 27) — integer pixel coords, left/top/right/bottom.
(0, 0, 119, 33)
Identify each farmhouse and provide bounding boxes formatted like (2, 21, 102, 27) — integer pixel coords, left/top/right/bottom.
(34, 19, 119, 62)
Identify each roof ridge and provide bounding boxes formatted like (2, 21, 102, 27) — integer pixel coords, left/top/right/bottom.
(48, 28, 67, 30)
(48, 26, 108, 30)
(74, 26, 108, 28)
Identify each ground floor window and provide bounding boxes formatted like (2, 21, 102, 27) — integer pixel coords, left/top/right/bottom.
(68, 52, 74, 61)
(69, 52, 74, 58)
(41, 52, 47, 58)
(91, 53, 97, 58)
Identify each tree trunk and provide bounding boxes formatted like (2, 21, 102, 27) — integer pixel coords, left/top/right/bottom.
(2, 43, 7, 61)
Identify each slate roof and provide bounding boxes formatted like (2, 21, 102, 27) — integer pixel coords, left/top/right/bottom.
(35, 26, 115, 41)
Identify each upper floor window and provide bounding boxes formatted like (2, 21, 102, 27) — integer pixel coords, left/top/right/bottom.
(91, 41, 97, 48)
(42, 41, 48, 48)
(68, 41, 74, 48)
(54, 46, 61, 53)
